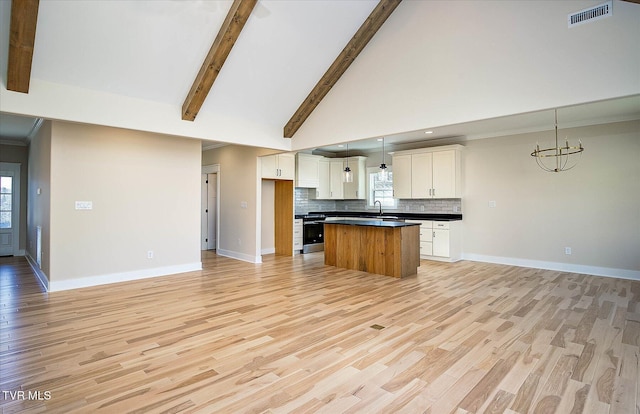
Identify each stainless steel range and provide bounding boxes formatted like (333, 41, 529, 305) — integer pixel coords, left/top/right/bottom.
(301, 214, 325, 253)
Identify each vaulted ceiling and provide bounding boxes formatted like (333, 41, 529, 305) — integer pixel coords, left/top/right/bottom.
(1, 0, 639, 152)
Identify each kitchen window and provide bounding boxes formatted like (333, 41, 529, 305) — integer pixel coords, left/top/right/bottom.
(367, 167, 396, 208)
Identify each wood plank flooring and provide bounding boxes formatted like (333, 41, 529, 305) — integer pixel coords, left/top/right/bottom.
(1, 252, 639, 413)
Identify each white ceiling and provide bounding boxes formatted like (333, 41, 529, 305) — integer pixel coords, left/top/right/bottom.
(0, 0, 639, 152)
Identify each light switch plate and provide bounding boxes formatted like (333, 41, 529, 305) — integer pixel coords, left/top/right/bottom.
(75, 201, 93, 210)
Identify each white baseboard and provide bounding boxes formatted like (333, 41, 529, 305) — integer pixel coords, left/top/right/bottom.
(216, 248, 262, 264)
(462, 253, 640, 281)
(261, 247, 275, 255)
(48, 262, 203, 292)
(25, 252, 49, 291)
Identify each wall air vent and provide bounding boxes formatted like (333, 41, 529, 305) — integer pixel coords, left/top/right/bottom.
(568, 1, 612, 27)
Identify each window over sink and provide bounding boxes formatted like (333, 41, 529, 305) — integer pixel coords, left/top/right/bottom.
(367, 167, 397, 208)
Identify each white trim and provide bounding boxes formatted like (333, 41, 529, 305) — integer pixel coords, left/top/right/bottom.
(47, 262, 202, 292)
(217, 248, 262, 264)
(0, 162, 21, 256)
(202, 143, 228, 152)
(25, 252, 49, 291)
(462, 253, 640, 281)
(202, 164, 220, 174)
(261, 247, 275, 255)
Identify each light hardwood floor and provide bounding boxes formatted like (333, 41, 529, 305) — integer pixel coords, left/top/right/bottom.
(1, 252, 639, 413)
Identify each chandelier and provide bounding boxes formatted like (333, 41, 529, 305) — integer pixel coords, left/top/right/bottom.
(531, 109, 584, 172)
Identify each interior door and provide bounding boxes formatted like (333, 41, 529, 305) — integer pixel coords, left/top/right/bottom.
(0, 163, 20, 256)
(201, 173, 217, 250)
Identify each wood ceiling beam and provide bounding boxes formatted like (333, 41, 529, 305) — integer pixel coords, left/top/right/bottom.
(182, 0, 257, 121)
(7, 0, 39, 93)
(283, 0, 402, 138)
(622, 0, 640, 4)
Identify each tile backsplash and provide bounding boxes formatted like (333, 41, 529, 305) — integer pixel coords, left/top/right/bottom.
(294, 188, 461, 215)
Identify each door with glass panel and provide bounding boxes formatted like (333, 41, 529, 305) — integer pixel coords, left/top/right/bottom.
(0, 164, 19, 256)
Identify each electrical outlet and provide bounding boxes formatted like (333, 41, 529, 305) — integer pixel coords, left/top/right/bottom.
(147, 250, 154, 259)
(565, 247, 572, 255)
(488, 201, 497, 208)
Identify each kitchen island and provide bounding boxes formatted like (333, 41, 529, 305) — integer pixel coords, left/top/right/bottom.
(323, 220, 420, 278)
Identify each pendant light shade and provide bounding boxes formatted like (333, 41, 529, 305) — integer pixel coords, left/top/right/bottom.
(343, 143, 353, 182)
(378, 137, 388, 182)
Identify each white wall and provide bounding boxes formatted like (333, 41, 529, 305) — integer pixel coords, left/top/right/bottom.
(462, 120, 640, 278)
(291, 0, 640, 150)
(202, 145, 276, 263)
(26, 120, 52, 285)
(45, 121, 202, 290)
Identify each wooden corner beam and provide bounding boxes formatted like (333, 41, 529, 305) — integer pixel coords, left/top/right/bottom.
(283, 0, 402, 138)
(7, 0, 40, 93)
(182, 0, 257, 121)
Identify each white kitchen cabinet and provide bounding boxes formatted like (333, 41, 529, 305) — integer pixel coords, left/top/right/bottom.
(392, 154, 412, 199)
(410, 152, 433, 199)
(316, 159, 331, 199)
(316, 158, 345, 199)
(316, 156, 367, 200)
(262, 153, 295, 180)
(329, 160, 344, 199)
(343, 156, 367, 199)
(295, 153, 321, 188)
(406, 220, 461, 262)
(392, 145, 463, 199)
(432, 222, 450, 257)
(432, 151, 457, 198)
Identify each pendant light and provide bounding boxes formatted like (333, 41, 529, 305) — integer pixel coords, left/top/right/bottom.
(531, 109, 584, 172)
(378, 137, 388, 182)
(343, 143, 353, 182)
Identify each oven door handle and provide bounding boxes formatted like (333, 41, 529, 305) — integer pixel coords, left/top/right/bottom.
(305, 221, 324, 225)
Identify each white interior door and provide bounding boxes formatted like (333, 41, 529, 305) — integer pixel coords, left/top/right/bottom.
(0, 163, 20, 256)
(207, 173, 216, 250)
(201, 173, 217, 250)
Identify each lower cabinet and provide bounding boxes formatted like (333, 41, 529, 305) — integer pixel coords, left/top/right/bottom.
(406, 220, 461, 262)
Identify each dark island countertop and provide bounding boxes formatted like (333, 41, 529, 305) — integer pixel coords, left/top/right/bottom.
(323, 219, 421, 228)
(305, 211, 462, 221)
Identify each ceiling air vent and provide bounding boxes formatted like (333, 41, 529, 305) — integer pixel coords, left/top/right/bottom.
(568, 1, 612, 27)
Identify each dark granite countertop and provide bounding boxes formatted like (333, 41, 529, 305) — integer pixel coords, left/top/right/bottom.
(305, 211, 463, 221)
(323, 219, 421, 228)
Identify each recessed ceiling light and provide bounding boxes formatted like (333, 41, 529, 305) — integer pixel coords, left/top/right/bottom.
(338, 144, 344, 148)
(425, 131, 433, 134)
(377, 138, 383, 141)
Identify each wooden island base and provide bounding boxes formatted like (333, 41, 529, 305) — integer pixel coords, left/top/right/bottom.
(324, 221, 420, 278)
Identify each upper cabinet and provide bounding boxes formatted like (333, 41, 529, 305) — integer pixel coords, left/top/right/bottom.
(317, 159, 344, 199)
(392, 145, 463, 199)
(342, 156, 366, 200)
(262, 153, 295, 180)
(315, 156, 367, 200)
(295, 153, 322, 188)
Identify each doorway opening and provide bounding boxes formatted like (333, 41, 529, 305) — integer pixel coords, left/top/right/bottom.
(0, 163, 21, 257)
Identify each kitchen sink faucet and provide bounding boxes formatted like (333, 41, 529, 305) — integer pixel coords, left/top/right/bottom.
(374, 200, 383, 215)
